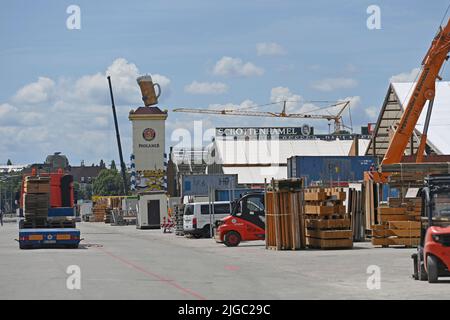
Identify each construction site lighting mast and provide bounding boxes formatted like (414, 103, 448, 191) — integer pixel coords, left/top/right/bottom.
(370, 18, 450, 183)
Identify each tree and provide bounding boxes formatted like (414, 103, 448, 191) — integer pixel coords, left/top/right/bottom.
(99, 159, 106, 169)
(110, 160, 117, 171)
(92, 169, 124, 196)
(74, 182, 93, 201)
(6, 159, 12, 165)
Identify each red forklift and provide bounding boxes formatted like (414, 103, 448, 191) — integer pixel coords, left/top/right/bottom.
(215, 192, 265, 247)
(412, 175, 450, 283)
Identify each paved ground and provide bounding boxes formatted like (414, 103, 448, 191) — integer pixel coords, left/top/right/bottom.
(0, 221, 448, 300)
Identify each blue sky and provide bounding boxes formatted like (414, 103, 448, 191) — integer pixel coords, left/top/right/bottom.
(1, 0, 449, 165)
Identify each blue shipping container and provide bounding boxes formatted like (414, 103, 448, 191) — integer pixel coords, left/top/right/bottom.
(215, 188, 264, 201)
(287, 156, 376, 185)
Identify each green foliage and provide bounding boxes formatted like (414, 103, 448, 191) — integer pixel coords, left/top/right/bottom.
(0, 173, 22, 213)
(110, 160, 117, 171)
(74, 182, 93, 201)
(6, 159, 12, 165)
(92, 169, 124, 196)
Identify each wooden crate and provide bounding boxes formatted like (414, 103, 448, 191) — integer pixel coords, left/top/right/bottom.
(24, 176, 51, 194)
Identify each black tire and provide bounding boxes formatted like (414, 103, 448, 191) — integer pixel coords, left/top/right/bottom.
(203, 225, 212, 238)
(224, 231, 241, 247)
(427, 255, 439, 283)
(193, 233, 203, 239)
(418, 260, 428, 281)
(19, 243, 30, 250)
(412, 253, 419, 280)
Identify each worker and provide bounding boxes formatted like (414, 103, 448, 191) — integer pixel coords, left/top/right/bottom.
(0, 208, 3, 226)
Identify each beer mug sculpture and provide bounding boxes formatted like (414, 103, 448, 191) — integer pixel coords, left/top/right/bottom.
(137, 75, 161, 107)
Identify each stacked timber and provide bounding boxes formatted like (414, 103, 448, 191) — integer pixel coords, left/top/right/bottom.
(92, 203, 108, 222)
(304, 187, 353, 249)
(372, 221, 421, 247)
(348, 188, 365, 242)
(371, 197, 421, 247)
(265, 179, 306, 250)
(23, 176, 50, 221)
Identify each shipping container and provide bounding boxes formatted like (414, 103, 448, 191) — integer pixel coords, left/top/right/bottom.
(215, 188, 263, 201)
(181, 174, 238, 196)
(287, 156, 376, 186)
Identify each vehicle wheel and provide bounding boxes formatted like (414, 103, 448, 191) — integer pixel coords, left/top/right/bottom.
(224, 231, 241, 247)
(19, 243, 30, 250)
(412, 253, 419, 280)
(427, 255, 439, 283)
(193, 233, 202, 239)
(418, 260, 428, 281)
(203, 225, 212, 238)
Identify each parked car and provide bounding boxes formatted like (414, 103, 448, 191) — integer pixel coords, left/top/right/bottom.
(183, 201, 232, 238)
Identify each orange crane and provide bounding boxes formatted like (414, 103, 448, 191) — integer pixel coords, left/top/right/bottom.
(173, 100, 351, 134)
(370, 18, 450, 183)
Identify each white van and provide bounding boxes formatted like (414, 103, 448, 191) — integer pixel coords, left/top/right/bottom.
(183, 201, 232, 238)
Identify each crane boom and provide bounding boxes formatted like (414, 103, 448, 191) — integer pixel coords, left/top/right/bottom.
(173, 100, 351, 133)
(382, 18, 450, 165)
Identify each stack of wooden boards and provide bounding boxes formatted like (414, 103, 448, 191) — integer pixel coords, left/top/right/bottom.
(371, 197, 421, 247)
(23, 176, 50, 221)
(92, 203, 108, 222)
(265, 179, 306, 250)
(347, 188, 364, 242)
(304, 187, 353, 249)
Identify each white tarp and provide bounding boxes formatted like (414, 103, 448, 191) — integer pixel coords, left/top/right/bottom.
(212, 138, 369, 165)
(392, 81, 450, 154)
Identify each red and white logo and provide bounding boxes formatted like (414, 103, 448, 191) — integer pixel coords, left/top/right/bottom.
(142, 128, 156, 141)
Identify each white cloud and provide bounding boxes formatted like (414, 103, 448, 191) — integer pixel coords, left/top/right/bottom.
(365, 106, 378, 118)
(212, 56, 264, 77)
(256, 42, 286, 56)
(0, 58, 171, 164)
(152, 74, 171, 98)
(311, 77, 358, 92)
(270, 86, 303, 112)
(208, 99, 258, 111)
(13, 77, 55, 104)
(185, 81, 228, 95)
(390, 67, 420, 83)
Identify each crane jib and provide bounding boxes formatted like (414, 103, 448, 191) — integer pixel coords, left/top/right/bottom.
(398, 67, 430, 134)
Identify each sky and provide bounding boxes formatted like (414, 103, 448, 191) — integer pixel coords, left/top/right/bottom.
(1, 0, 450, 165)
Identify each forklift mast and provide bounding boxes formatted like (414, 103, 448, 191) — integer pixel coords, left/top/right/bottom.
(421, 175, 450, 240)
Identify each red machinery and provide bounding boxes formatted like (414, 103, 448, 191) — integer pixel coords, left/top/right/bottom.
(413, 175, 450, 283)
(20, 168, 74, 211)
(215, 192, 265, 247)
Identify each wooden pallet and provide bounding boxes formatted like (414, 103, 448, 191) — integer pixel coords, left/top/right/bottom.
(306, 237, 353, 249)
(306, 229, 353, 239)
(371, 237, 420, 248)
